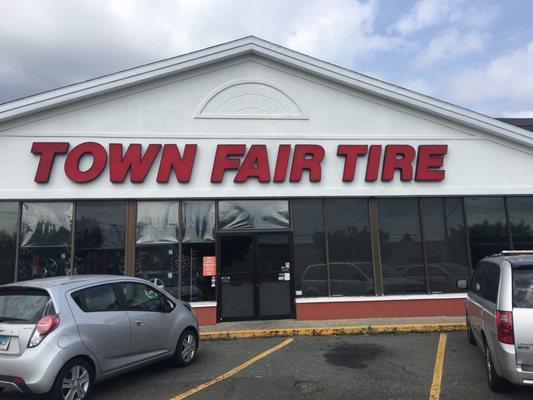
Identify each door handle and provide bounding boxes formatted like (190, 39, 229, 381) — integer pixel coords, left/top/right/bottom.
(134, 320, 143, 326)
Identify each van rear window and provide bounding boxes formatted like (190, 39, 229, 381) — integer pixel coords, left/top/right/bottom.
(512, 267, 533, 308)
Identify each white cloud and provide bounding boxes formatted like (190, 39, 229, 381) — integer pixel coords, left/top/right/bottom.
(0, 0, 402, 102)
(416, 29, 485, 67)
(390, 0, 456, 36)
(448, 5, 499, 29)
(450, 41, 533, 104)
(285, 0, 403, 65)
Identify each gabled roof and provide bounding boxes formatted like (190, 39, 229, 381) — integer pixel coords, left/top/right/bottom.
(1, 36, 532, 147)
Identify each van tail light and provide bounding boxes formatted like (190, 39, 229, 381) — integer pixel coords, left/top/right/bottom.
(28, 315, 60, 348)
(496, 310, 514, 345)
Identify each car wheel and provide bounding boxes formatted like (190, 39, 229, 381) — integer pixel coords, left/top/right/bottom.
(50, 358, 94, 400)
(467, 323, 476, 345)
(174, 328, 198, 367)
(485, 344, 510, 392)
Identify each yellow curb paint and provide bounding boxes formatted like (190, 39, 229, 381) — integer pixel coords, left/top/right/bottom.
(200, 323, 466, 341)
(429, 333, 447, 400)
(170, 338, 293, 400)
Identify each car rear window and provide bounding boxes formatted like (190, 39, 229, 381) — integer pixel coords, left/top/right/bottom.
(0, 287, 54, 324)
(512, 267, 533, 308)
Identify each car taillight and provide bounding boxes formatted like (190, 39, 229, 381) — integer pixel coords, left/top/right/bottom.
(496, 310, 514, 345)
(28, 315, 59, 348)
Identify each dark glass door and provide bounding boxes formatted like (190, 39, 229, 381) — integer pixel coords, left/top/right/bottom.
(218, 232, 293, 321)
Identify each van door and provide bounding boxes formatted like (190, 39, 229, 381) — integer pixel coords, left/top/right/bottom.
(467, 263, 486, 339)
(511, 266, 533, 365)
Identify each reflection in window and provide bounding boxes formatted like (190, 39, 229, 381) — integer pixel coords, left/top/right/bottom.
(183, 201, 215, 242)
(326, 199, 373, 296)
(507, 197, 533, 250)
(0, 202, 18, 284)
(135, 201, 180, 297)
(420, 198, 470, 293)
(18, 202, 73, 281)
(377, 198, 426, 294)
(182, 201, 216, 302)
(293, 199, 327, 297)
(218, 200, 289, 230)
(465, 197, 509, 265)
(75, 201, 126, 275)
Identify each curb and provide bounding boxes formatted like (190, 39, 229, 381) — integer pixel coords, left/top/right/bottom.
(200, 323, 467, 341)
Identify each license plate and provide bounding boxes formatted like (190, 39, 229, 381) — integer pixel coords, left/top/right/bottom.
(0, 336, 10, 351)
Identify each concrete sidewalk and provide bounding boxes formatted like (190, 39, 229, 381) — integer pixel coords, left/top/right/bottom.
(199, 316, 466, 340)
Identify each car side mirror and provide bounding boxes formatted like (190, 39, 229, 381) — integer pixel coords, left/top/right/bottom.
(456, 279, 468, 290)
(160, 297, 174, 313)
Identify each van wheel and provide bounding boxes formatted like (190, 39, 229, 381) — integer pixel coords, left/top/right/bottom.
(467, 324, 476, 345)
(49, 358, 94, 400)
(485, 345, 510, 392)
(174, 328, 198, 367)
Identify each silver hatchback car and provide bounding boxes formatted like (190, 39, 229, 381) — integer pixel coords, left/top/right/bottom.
(466, 251, 533, 392)
(0, 275, 199, 400)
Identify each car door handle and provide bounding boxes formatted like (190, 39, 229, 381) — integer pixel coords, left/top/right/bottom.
(134, 320, 143, 326)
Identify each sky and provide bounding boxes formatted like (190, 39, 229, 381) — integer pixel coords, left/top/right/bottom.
(1, 0, 532, 117)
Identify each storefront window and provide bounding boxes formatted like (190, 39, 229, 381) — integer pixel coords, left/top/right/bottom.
(0, 203, 18, 284)
(507, 197, 533, 250)
(75, 201, 126, 275)
(293, 199, 327, 297)
(377, 198, 426, 294)
(182, 201, 216, 302)
(136, 201, 180, 297)
(18, 202, 73, 281)
(218, 200, 289, 230)
(420, 198, 470, 293)
(465, 197, 509, 266)
(325, 199, 373, 296)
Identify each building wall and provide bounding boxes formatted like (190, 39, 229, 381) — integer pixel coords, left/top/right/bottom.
(0, 56, 532, 201)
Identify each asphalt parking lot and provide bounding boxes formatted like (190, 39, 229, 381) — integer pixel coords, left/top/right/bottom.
(3, 332, 533, 400)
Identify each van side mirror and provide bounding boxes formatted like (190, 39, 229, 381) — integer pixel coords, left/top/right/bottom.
(456, 279, 468, 290)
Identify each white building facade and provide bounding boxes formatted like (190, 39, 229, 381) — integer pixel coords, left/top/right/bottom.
(1, 37, 532, 324)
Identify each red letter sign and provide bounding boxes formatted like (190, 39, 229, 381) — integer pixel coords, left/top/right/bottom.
(381, 145, 416, 182)
(211, 145, 246, 183)
(156, 144, 197, 183)
(290, 145, 325, 182)
(337, 145, 368, 182)
(365, 145, 382, 182)
(64, 142, 107, 183)
(416, 144, 447, 181)
(273, 145, 291, 183)
(31, 142, 69, 183)
(234, 145, 270, 182)
(109, 143, 161, 183)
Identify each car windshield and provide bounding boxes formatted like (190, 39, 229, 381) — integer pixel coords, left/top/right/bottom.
(0, 287, 53, 324)
(512, 266, 533, 308)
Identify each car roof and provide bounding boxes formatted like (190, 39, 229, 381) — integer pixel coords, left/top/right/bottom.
(1, 275, 146, 290)
(485, 254, 533, 268)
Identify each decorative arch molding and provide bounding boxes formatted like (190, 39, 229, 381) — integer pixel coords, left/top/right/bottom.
(195, 79, 307, 120)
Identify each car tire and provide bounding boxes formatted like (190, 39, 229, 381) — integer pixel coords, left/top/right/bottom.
(485, 344, 510, 393)
(49, 357, 95, 400)
(173, 328, 198, 367)
(467, 323, 476, 345)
